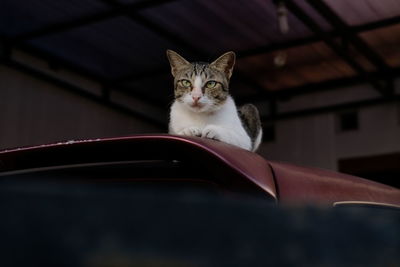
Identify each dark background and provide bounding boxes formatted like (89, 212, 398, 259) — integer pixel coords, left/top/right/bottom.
(0, 0, 399, 186)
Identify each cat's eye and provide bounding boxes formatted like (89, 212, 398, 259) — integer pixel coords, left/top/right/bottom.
(181, 80, 191, 87)
(206, 81, 217, 88)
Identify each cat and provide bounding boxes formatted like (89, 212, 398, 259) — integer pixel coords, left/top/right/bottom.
(166, 50, 262, 152)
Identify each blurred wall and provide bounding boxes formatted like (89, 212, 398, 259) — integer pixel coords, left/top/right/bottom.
(258, 80, 400, 171)
(0, 65, 162, 150)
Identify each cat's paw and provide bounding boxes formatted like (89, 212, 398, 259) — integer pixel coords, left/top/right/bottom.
(178, 127, 202, 137)
(201, 125, 223, 141)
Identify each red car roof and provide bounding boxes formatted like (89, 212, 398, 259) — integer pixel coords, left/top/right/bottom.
(0, 134, 399, 206)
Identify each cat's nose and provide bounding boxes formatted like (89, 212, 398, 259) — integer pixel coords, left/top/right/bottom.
(192, 95, 201, 103)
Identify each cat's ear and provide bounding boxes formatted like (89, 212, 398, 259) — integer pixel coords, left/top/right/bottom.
(210, 51, 236, 79)
(166, 50, 190, 77)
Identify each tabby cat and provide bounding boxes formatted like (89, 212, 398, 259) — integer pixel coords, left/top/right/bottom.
(166, 50, 262, 152)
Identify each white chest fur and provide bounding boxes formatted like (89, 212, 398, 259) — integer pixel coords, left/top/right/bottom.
(169, 96, 252, 150)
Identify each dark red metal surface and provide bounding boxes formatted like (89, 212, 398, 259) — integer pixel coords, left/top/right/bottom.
(270, 160, 400, 206)
(0, 134, 399, 206)
(0, 135, 277, 200)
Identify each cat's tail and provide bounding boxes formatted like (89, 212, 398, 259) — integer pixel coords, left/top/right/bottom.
(238, 104, 263, 152)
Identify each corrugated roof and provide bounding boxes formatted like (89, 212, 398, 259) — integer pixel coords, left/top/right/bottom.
(360, 24, 400, 67)
(326, 0, 400, 25)
(0, 0, 399, 119)
(0, 0, 108, 35)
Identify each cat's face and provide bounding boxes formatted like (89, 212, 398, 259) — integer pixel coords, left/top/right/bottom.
(167, 50, 235, 113)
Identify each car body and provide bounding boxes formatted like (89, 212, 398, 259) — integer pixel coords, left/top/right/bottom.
(0, 134, 399, 266)
(0, 134, 398, 207)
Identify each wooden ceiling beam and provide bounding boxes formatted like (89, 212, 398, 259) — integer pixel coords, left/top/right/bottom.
(283, 0, 390, 96)
(113, 6, 400, 88)
(12, 0, 178, 42)
(307, 0, 388, 70)
(306, 0, 393, 96)
(237, 14, 400, 59)
(242, 66, 400, 104)
(98, 0, 273, 97)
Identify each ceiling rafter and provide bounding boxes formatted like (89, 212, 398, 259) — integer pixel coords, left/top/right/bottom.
(307, 0, 389, 70)
(238, 14, 400, 59)
(6, 0, 274, 119)
(241, 66, 400, 104)
(0, 34, 167, 127)
(97, 0, 273, 99)
(0, 0, 176, 125)
(2, 0, 398, 121)
(99, 0, 197, 55)
(281, 0, 390, 96)
(306, 0, 394, 96)
(1, 0, 178, 113)
(354, 14, 400, 32)
(11, 0, 178, 42)
(114, 13, 400, 85)
(5, 34, 168, 104)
